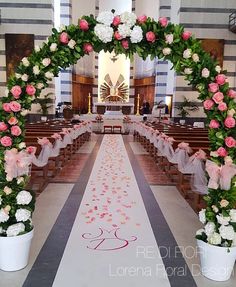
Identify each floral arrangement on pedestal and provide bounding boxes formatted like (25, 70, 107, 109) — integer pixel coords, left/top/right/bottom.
(0, 9, 235, 268)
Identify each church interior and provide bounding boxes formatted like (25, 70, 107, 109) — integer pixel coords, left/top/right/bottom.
(0, 0, 236, 286)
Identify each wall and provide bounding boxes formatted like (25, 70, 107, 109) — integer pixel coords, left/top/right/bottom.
(0, 0, 54, 114)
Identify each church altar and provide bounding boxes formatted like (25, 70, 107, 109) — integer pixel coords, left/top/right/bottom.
(93, 102, 134, 115)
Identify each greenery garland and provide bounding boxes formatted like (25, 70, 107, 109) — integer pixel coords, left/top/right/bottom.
(0, 11, 235, 245)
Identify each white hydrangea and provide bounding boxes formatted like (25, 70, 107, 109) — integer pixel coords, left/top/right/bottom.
(201, 68, 210, 78)
(6, 223, 25, 237)
(165, 34, 173, 44)
(196, 228, 204, 236)
(45, 71, 54, 79)
(16, 190, 32, 205)
(184, 68, 192, 74)
(216, 214, 230, 226)
(94, 24, 113, 43)
(50, 43, 57, 52)
(21, 74, 29, 81)
(118, 24, 131, 38)
(183, 49, 191, 59)
(42, 58, 51, 67)
(207, 232, 222, 245)
(22, 57, 30, 67)
(120, 11, 137, 27)
(199, 209, 206, 224)
(219, 225, 235, 240)
(163, 48, 171, 56)
(68, 39, 76, 49)
(15, 208, 31, 222)
(204, 222, 215, 236)
(33, 65, 40, 75)
(130, 25, 143, 43)
(35, 45, 40, 52)
(37, 83, 44, 89)
(0, 208, 9, 223)
(192, 53, 199, 62)
(97, 11, 114, 25)
(230, 209, 236, 222)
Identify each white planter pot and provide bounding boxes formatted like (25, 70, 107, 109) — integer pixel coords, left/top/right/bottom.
(0, 229, 34, 271)
(197, 239, 236, 281)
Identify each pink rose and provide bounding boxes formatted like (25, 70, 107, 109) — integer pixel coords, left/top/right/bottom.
(203, 99, 214, 110)
(146, 31, 156, 42)
(225, 137, 236, 148)
(224, 116, 236, 128)
(218, 102, 227, 111)
(215, 74, 227, 85)
(0, 136, 12, 147)
(60, 32, 69, 44)
(228, 89, 236, 99)
(0, 122, 8, 131)
(182, 31, 192, 40)
(112, 15, 121, 26)
(2, 103, 11, 112)
(208, 83, 219, 93)
(83, 43, 93, 54)
(212, 92, 224, 104)
(159, 17, 168, 27)
(9, 101, 21, 112)
(121, 39, 129, 49)
(11, 125, 22, 136)
(79, 19, 89, 31)
(137, 15, 147, 24)
(26, 146, 37, 154)
(114, 31, 122, 40)
(217, 147, 228, 157)
(209, 119, 220, 128)
(10, 85, 22, 99)
(8, 117, 18, 125)
(26, 85, 36, 96)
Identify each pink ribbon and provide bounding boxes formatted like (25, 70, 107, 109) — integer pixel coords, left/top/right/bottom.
(205, 160, 236, 190)
(178, 142, 193, 154)
(51, 133, 62, 140)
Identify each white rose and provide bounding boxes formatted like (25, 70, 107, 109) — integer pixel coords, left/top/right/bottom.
(21, 74, 29, 81)
(15, 73, 22, 79)
(68, 39, 76, 49)
(15, 208, 31, 222)
(207, 232, 222, 245)
(35, 45, 40, 52)
(184, 68, 192, 74)
(163, 47, 171, 56)
(120, 11, 137, 27)
(118, 24, 131, 38)
(22, 57, 30, 67)
(97, 11, 114, 25)
(201, 68, 210, 78)
(94, 24, 113, 43)
(17, 177, 24, 184)
(199, 209, 206, 224)
(45, 71, 54, 79)
(42, 58, 51, 67)
(36, 83, 44, 89)
(21, 109, 29, 116)
(219, 225, 235, 240)
(50, 43, 57, 52)
(0, 208, 9, 223)
(230, 209, 236, 222)
(165, 34, 173, 44)
(6, 223, 25, 237)
(130, 25, 143, 43)
(16, 190, 32, 205)
(6, 176, 13, 182)
(196, 228, 205, 236)
(204, 222, 215, 236)
(215, 65, 221, 73)
(227, 109, 235, 117)
(33, 65, 40, 75)
(183, 49, 191, 59)
(18, 142, 26, 149)
(220, 199, 229, 208)
(216, 214, 230, 226)
(212, 205, 219, 213)
(192, 53, 199, 62)
(4, 186, 12, 195)
(224, 156, 233, 165)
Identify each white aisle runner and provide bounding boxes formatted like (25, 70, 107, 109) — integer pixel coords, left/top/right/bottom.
(53, 135, 170, 287)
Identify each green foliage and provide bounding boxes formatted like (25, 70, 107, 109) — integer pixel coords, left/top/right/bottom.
(175, 96, 199, 118)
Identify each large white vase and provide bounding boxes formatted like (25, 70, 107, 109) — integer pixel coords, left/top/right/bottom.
(197, 239, 236, 281)
(0, 229, 34, 271)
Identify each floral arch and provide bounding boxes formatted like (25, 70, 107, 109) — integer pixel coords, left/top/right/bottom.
(0, 11, 236, 245)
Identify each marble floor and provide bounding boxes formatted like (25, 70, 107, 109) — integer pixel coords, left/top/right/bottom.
(0, 134, 235, 287)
